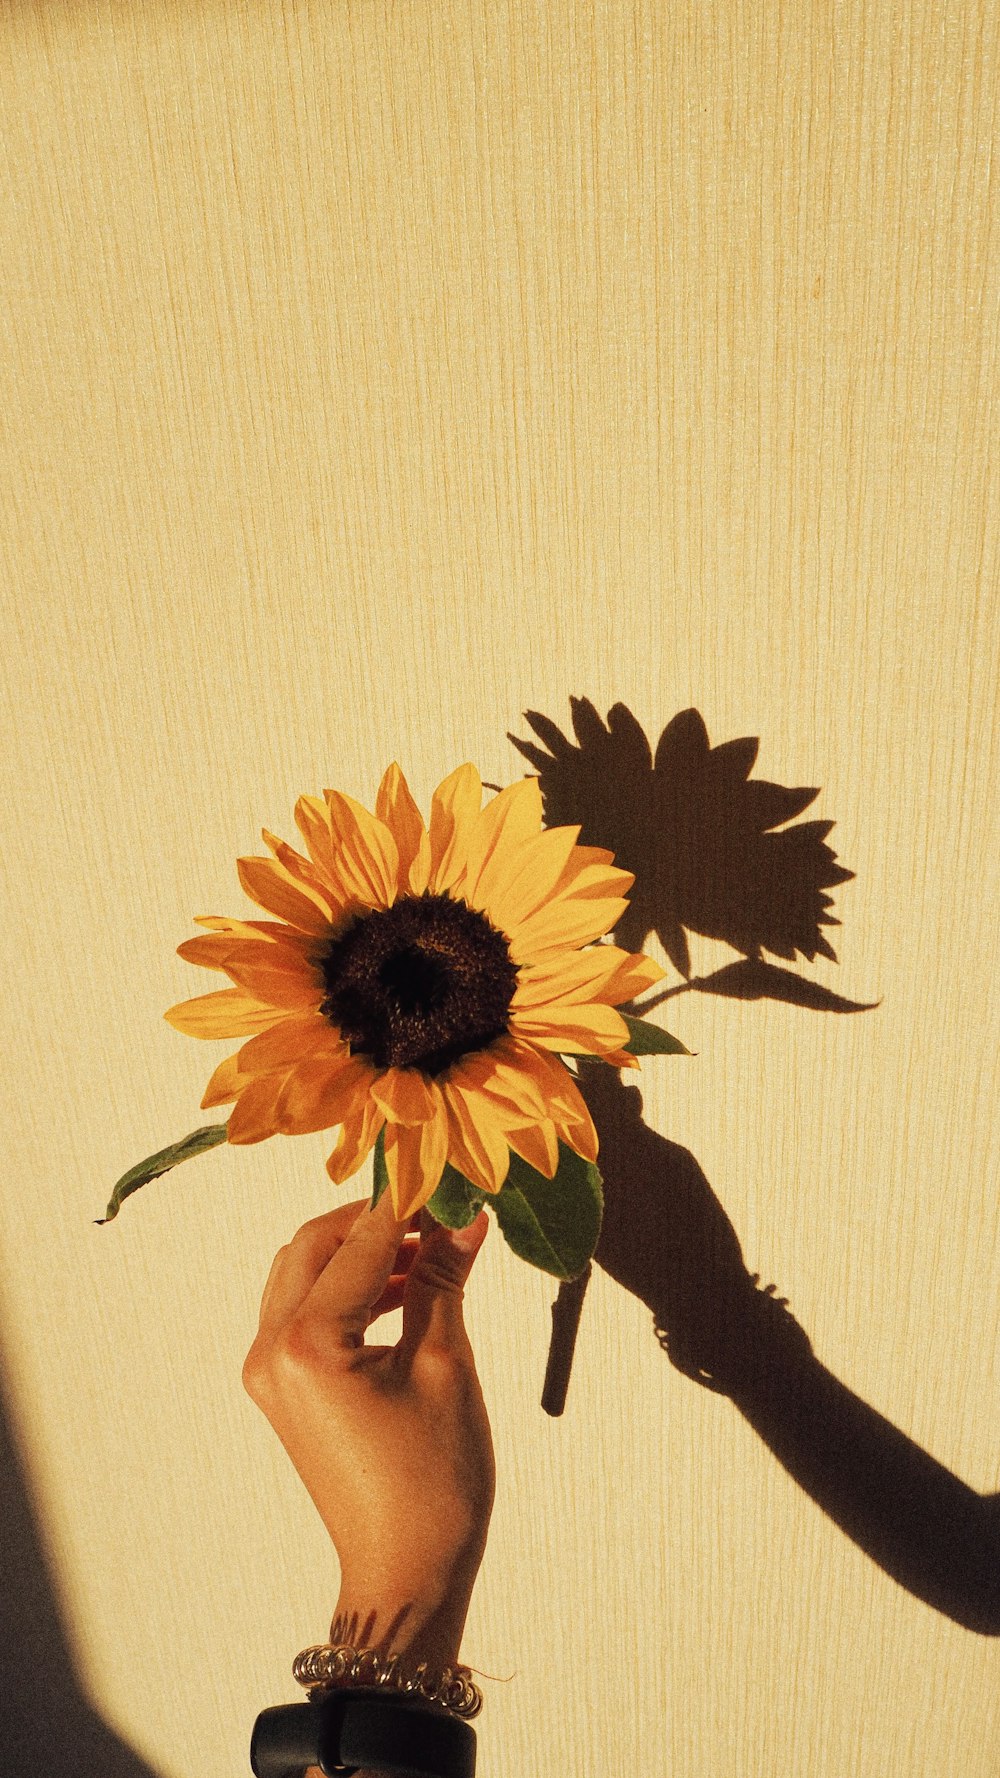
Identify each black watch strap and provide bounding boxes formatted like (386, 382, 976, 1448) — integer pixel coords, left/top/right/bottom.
(251, 1688, 477, 1778)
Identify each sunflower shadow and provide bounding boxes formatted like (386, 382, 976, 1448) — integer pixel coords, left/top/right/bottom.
(507, 698, 878, 1013)
(570, 1065, 1000, 1636)
(0, 1341, 163, 1778)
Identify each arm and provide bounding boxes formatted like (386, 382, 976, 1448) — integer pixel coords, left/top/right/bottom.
(243, 1189, 495, 1778)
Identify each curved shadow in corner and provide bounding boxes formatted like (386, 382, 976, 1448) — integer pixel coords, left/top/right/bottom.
(0, 1344, 162, 1778)
(576, 1066, 1000, 1637)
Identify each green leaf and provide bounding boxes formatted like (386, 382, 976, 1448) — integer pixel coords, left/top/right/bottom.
(371, 1127, 390, 1209)
(621, 1013, 692, 1056)
(96, 1124, 230, 1224)
(425, 1162, 487, 1229)
(492, 1143, 603, 1281)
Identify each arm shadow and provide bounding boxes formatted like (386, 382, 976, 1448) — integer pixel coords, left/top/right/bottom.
(0, 1342, 163, 1777)
(573, 1064, 1000, 1637)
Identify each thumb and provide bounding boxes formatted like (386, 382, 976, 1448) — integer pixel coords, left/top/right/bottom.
(399, 1209, 490, 1357)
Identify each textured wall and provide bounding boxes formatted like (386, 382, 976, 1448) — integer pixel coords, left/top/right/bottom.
(1, 3, 998, 1775)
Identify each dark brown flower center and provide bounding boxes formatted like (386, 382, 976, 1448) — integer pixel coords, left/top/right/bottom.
(316, 892, 519, 1075)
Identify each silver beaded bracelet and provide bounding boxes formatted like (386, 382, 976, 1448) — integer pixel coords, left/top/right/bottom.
(292, 1643, 484, 1721)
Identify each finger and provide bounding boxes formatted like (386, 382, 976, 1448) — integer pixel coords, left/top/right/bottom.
(399, 1208, 491, 1359)
(259, 1199, 419, 1335)
(299, 1184, 416, 1348)
(270, 1240, 417, 1333)
(369, 1274, 409, 1320)
(258, 1244, 290, 1331)
(257, 1200, 368, 1334)
(368, 1235, 420, 1311)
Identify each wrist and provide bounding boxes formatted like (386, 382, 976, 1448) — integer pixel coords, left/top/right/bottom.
(329, 1570, 477, 1673)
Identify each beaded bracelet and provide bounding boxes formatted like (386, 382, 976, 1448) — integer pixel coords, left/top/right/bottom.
(292, 1643, 484, 1720)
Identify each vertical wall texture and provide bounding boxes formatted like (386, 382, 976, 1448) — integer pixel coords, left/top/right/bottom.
(1, 2, 998, 1773)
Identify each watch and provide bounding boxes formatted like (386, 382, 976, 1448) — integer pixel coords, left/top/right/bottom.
(251, 1687, 478, 1778)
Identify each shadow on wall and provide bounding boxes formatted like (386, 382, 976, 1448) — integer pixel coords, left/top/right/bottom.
(581, 1065, 1000, 1637)
(510, 700, 1000, 1637)
(508, 699, 871, 1005)
(0, 1345, 162, 1778)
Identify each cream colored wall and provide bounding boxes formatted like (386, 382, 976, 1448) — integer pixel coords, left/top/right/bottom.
(1, 2, 998, 1774)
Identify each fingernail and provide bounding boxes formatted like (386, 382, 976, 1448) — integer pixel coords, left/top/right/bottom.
(450, 1214, 486, 1253)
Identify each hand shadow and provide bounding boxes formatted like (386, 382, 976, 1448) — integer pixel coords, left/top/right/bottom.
(0, 1343, 163, 1778)
(574, 1064, 1000, 1637)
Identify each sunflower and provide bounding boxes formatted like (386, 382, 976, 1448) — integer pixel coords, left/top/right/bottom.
(164, 764, 665, 1220)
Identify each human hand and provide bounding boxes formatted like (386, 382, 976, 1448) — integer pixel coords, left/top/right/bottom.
(242, 1190, 495, 1665)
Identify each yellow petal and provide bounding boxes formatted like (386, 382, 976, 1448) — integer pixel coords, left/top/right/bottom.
(559, 1101, 600, 1164)
(476, 824, 582, 935)
(164, 988, 289, 1039)
(440, 1118, 503, 1197)
(384, 1097, 449, 1218)
(446, 1039, 549, 1119)
(200, 1052, 257, 1108)
(325, 1094, 386, 1186)
(510, 1001, 630, 1055)
(191, 916, 312, 942)
(261, 828, 345, 907)
(408, 829, 432, 894)
(502, 1043, 600, 1161)
(214, 932, 320, 968)
(427, 763, 483, 894)
(505, 1118, 559, 1178)
(176, 935, 237, 974)
(179, 930, 323, 999)
(323, 790, 401, 908)
(512, 946, 663, 1009)
(501, 1037, 600, 1127)
(491, 844, 632, 938)
(236, 1012, 347, 1074)
(237, 855, 336, 934)
(179, 930, 319, 977)
(508, 898, 631, 964)
(273, 1054, 376, 1135)
(560, 842, 616, 866)
(529, 1057, 599, 1162)
(531, 861, 636, 917)
(588, 950, 666, 1004)
(599, 1048, 642, 1069)
(292, 796, 343, 889)
(376, 764, 431, 894)
(226, 1071, 292, 1144)
(370, 1067, 441, 1127)
(212, 951, 324, 1012)
(510, 945, 630, 1008)
(460, 779, 544, 912)
(499, 1032, 569, 1085)
(441, 1080, 511, 1194)
(549, 847, 631, 889)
